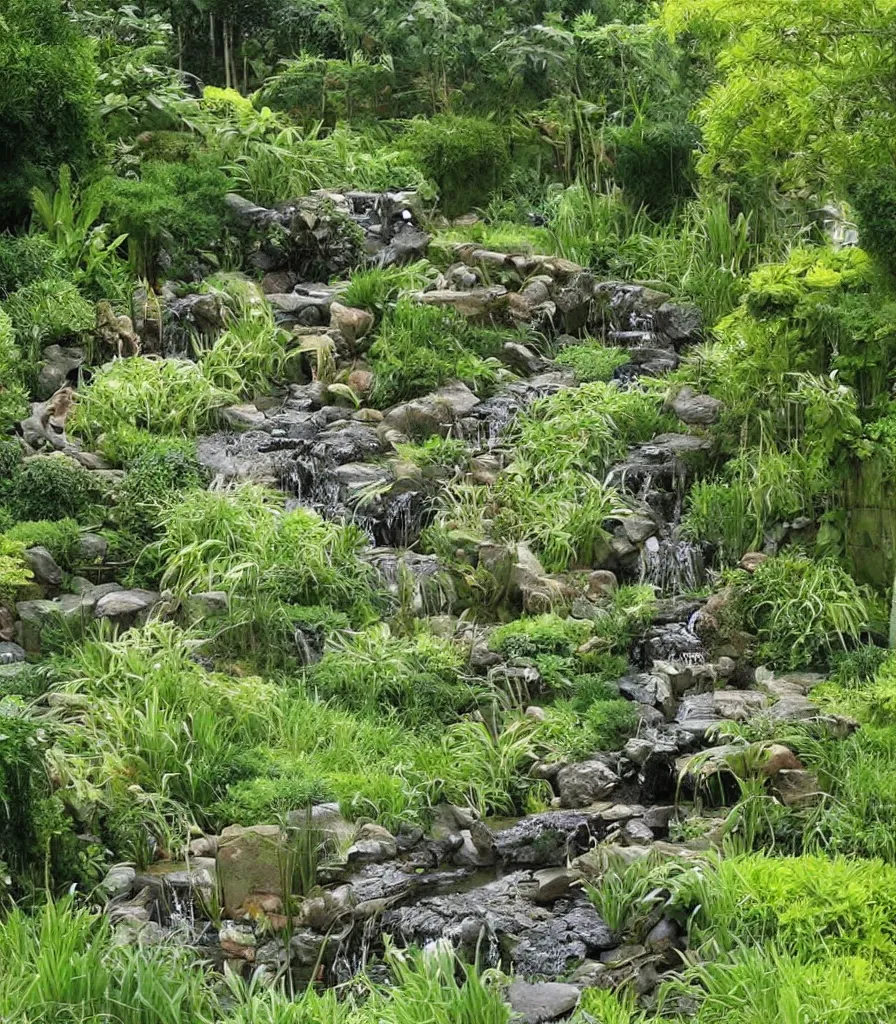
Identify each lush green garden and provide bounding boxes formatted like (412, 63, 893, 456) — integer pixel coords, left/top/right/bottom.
(4, 0, 896, 1020)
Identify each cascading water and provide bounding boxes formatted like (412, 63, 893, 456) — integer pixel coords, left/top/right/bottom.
(639, 534, 704, 596)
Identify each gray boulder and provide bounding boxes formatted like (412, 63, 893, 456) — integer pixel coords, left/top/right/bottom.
(669, 387, 723, 426)
(93, 589, 159, 624)
(557, 761, 620, 808)
(24, 546, 62, 588)
(508, 981, 580, 1024)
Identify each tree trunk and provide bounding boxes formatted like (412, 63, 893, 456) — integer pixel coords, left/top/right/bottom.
(223, 20, 231, 90)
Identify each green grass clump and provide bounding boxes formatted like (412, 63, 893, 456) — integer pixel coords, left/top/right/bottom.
(70, 356, 237, 441)
(490, 613, 593, 659)
(140, 484, 375, 619)
(0, 899, 511, 1024)
(437, 384, 664, 571)
(307, 624, 479, 728)
(723, 554, 877, 669)
(368, 300, 505, 408)
(338, 260, 439, 318)
(2, 518, 82, 569)
(555, 340, 630, 382)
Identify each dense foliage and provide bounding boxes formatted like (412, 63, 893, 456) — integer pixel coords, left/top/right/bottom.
(2, 0, 896, 1021)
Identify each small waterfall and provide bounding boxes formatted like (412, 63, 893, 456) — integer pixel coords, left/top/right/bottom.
(639, 535, 704, 596)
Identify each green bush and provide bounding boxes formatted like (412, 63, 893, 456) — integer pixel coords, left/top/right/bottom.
(368, 301, 504, 408)
(0, 234, 64, 297)
(91, 158, 231, 280)
(307, 625, 477, 727)
(724, 555, 876, 669)
(260, 53, 395, 125)
(2, 519, 83, 569)
(555, 340, 630, 382)
(140, 485, 375, 619)
(490, 614, 593, 659)
(3, 455, 105, 523)
(4, 276, 95, 342)
(70, 356, 237, 442)
(0, 0, 99, 227)
(404, 115, 510, 218)
(0, 307, 28, 434)
(851, 165, 896, 277)
(608, 119, 697, 213)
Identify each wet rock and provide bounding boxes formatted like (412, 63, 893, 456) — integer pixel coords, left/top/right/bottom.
(621, 515, 657, 545)
(587, 570, 618, 597)
(384, 381, 480, 437)
(414, 286, 509, 317)
(638, 748, 678, 803)
(739, 551, 768, 573)
(508, 981, 580, 1023)
(329, 302, 374, 347)
(222, 404, 267, 430)
(494, 811, 602, 867)
(0, 642, 26, 665)
(642, 806, 677, 833)
(502, 341, 548, 375)
(620, 819, 654, 845)
(299, 884, 356, 930)
(37, 345, 84, 399)
(713, 688, 768, 721)
(217, 824, 286, 919)
(557, 761, 620, 808)
(101, 864, 137, 899)
(220, 922, 257, 961)
(645, 917, 680, 954)
(668, 387, 722, 426)
(79, 533, 109, 563)
(531, 867, 576, 904)
(774, 769, 821, 806)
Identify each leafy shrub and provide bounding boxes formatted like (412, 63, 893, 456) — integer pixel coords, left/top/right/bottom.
(260, 53, 395, 125)
(608, 119, 697, 213)
(70, 356, 237, 442)
(0, 307, 28, 434)
(404, 115, 510, 218)
(724, 555, 876, 669)
(0, 709, 69, 884)
(111, 435, 205, 545)
(141, 485, 375, 619)
(338, 261, 439, 318)
(0, 537, 32, 601)
(439, 384, 664, 571)
(0, 234, 64, 297)
(4, 276, 95, 342)
(853, 166, 896, 277)
(3, 454, 105, 523)
(307, 625, 477, 727)
(368, 301, 504, 408)
(0, 0, 99, 227)
(394, 436, 471, 471)
(555, 340, 630, 382)
(490, 614, 593, 659)
(91, 158, 231, 280)
(676, 853, 896, 966)
(196, 304, 302, 396)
